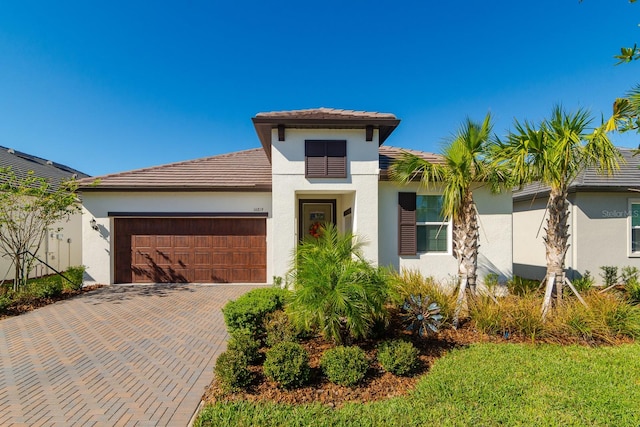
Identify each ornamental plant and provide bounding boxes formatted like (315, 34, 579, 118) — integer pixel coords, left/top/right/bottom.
(320, 346, 369, 386)
(287, 223, 388, 344)
(263, 341, 310, 389)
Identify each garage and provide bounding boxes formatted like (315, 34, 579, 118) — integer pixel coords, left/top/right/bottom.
(113, 217, 266, 284)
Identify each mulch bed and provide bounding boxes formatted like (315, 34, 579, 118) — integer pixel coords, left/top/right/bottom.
(203, 311, 635, 408)
(0, 285, 104, 320)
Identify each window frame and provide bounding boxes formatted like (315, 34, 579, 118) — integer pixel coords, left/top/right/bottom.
(415, 194, 452, 255)
(628, 199, 640, 257)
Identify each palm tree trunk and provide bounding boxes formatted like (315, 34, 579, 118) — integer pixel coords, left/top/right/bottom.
(451, 191, 480, 328)
(543, 187, 570, 309)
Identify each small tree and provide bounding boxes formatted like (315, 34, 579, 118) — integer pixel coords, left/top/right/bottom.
(0, 167, 79, 290)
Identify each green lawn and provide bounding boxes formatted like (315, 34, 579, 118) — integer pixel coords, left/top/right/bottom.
(196, 343, 640, 427)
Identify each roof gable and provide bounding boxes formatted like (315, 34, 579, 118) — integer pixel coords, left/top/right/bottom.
(252, 108, 401, 161)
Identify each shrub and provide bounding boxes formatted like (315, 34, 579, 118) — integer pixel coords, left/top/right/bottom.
(387, 269, 456, 323)
(600, 266, 619, 287)
(287, 224, 388, 344)
(0, 294, 11, 312)
(505, 294, 546, 340)
(586, 292, 640, 340)
(63, 265, 85, 291)
(264, 310, 297, 347)
(27, 276, 63, 299)
(222, 287, 289, 337)
(621, 266, 639, 286)
(377, 340, 418, 376)
(469, 295, 504, 335)
(213, 350, 252, 392)
(227, 329, 261, 365)
(571, 270, 593, 294)
(507, 276, 540, 296)
(401, 294, 443, 337)
(263, 342, 310, 389)
(320, 346, 369, 386)
(626, 280, 640, 305)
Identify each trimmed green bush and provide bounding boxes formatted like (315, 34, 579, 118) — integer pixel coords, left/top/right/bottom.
(264, 310, 297, 347)
(222, 287, 289, 337)
(63, 265, 86, 291)
(0, 294, 10, 312)
(377, 340, 418, 376)
(263, 342, 310, 389)
(320, 345, 368, 386)
(27, 276, 63, 299)
(214, 350, 252, 392)
(227, 329, 261, 365)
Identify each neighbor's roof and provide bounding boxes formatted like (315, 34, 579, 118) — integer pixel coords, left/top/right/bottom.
(252, 108, 401, 160)
(78, 146, 443, 191)
(0, 145, 89, 191)
(513, 148, 640, 201)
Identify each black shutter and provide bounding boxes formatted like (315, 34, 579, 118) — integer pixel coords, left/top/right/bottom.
(326, 141, 347, 178)
(398, 192, 417, 255)
(305, 140, 347, 178)
(306, 141, 327, 177)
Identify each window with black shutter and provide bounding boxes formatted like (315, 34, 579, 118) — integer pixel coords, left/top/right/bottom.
(398, 192, 417, 255)
(305, 140, 347, 178)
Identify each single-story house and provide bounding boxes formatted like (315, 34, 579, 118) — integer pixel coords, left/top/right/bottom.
(513, 148, 640, 281)
(78, 108, 513, 285)
(0, 146, 89, 280)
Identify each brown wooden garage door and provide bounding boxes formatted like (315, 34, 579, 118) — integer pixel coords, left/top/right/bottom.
(114, 218, 266, 284)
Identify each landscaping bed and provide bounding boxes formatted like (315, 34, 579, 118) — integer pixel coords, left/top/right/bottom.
(0, 285, 102, 319)
(202, 308, 633, 408)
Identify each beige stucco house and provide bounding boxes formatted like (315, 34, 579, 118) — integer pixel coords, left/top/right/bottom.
(0, 146, 88, 281)
(513, 148, 640, 282)
(78, 108, 513, 286)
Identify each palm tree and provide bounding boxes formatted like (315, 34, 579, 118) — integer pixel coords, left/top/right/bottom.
(492, 106, 620, 317)
(613, 84, 640, 133)
(390, 113, 503, 327)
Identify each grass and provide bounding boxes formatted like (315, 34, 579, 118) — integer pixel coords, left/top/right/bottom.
(196, 342, 640, 426)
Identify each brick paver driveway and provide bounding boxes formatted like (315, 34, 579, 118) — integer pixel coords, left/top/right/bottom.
(0, 284, 261, 426)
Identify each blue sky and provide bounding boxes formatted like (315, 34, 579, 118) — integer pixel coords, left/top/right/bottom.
(0, 1, 638, 176)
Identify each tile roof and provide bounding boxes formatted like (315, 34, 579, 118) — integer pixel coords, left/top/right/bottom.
(0, 145, 89, 191)
(513, 148, 640, 201)
(378, 146, 444, 180)
(78, 148, 272, 191)
(78, 146, 442, 191)
(255, 107, 397, 120)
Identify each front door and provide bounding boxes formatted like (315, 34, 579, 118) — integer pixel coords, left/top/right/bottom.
(298, 199, 336, 241)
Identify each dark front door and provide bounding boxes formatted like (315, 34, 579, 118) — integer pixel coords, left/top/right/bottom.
(298, 199, 336, 241)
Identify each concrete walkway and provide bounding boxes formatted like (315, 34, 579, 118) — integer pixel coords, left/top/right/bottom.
(0, 284, 260, 426)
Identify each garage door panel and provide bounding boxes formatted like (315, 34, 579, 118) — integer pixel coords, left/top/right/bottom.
(194, 236, 211, 248)
(156, 236, 172, 247)
(116, 218, 266, 284)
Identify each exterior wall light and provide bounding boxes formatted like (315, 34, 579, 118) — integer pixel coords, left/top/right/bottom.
(90, 218, 99, 231)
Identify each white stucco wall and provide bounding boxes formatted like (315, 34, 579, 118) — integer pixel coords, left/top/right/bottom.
(81, 191, 272, 285)
(270, 128, 380, 279)
(0, 212, 83, 282)
(379, 181, 513, 285)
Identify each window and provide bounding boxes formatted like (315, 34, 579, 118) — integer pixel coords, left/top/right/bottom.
(305, 140, 347, 178)
(631, 202, 640, 254)
(416, 195, 448, 252)
(398, 192, 450, 255)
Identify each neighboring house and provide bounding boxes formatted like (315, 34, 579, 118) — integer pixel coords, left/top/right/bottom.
(513, 148, 640, 282)
(0, 146, 89, 280)
(78, 108, 512, 285)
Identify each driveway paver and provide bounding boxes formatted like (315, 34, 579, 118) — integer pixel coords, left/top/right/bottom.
(0, 284, 261, 426)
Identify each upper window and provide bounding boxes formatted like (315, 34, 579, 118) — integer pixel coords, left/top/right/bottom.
(305, 140, 347, 178)
(398, 192, 451, 255)
(630, 202, 640, 255)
